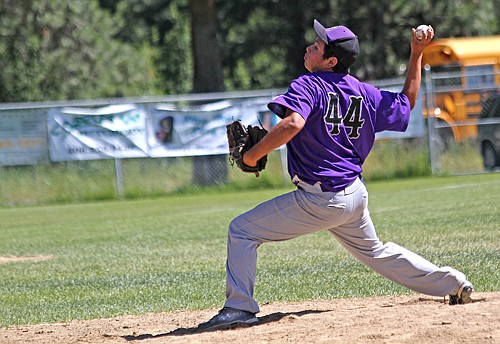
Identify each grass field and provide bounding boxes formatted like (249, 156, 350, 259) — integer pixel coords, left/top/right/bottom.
(0, 173, 499, 328)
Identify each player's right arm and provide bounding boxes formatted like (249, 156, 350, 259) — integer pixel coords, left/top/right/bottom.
(402, 25, 434, 109)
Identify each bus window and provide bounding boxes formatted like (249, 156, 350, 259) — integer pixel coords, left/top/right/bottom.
(431, 64, 461, 89)
(465, 65, 495, 89)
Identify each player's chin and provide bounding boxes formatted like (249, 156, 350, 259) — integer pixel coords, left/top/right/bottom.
(304, 60, 312, 72)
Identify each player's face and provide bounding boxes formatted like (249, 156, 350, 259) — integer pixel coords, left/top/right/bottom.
(304, 39, 334, 72)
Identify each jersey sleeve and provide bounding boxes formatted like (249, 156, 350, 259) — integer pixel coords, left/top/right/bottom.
(267, 76, 316, 120)
(374, 90, 411, 133)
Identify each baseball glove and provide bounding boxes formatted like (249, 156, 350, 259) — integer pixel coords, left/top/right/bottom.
(226, 120, 268, 177)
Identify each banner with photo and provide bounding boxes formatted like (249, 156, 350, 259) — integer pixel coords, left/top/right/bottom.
(48, 104, 148, 161)
(47, 98, 277, 161)
(147, 97, 275, 157)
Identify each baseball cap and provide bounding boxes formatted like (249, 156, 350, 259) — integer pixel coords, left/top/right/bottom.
(314, 19, 359, 69)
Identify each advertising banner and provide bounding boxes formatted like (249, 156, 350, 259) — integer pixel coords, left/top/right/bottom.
(47, 98, 276, 161)
(147, 97, 274, 157)
(48, 104, 148, 161)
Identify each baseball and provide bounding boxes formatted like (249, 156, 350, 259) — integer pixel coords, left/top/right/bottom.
(415, 25, 429, 40)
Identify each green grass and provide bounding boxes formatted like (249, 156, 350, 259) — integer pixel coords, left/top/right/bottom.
(0, 173, 499, 327)
(0, 152, 290, 206)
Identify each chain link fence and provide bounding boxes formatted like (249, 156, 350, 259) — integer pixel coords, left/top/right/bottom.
(0, 153, 289, 206)
(0, 91, 291, 206)
(423, 66, 500, 175)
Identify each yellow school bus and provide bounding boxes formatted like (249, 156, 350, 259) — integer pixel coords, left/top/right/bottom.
(422, 35, 500, 141)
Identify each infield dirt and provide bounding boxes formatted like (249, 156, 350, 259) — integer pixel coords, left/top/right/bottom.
(1, 292, 498, 343)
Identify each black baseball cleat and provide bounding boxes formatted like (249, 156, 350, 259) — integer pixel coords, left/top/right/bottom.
(449, 283, 474, 305)
(198, 307, 258, 330)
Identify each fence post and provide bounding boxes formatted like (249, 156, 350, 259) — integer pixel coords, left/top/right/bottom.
(279, 146, 289, 187)
(114, 158, 124, 198)
(424, 65, 440, 174)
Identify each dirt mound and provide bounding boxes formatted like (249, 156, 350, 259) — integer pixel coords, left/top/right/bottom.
(0, 256, 52, 264)
(1, 292, 498, 343)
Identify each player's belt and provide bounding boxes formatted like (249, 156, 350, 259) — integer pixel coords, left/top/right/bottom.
(293, 176, 324, 193)
(293, 175, 363, 195)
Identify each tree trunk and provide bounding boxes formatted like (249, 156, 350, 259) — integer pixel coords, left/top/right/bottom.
(189, 0, 225, 93)
(188, 0, 227, 185)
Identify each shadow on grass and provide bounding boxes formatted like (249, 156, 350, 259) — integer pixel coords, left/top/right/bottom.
(122, 309, 332, 341)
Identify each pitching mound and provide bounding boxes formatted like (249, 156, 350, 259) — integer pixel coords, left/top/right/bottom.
(1, 292, 498, 343)
(0, 256, 53, 264)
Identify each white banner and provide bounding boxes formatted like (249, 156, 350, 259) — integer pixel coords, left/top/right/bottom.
(46, 98, 276, 161)
(48, 104, 148, 161)
(147, 97, 274, 157)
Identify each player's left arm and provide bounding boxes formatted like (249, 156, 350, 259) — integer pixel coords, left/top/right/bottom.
(402, 25, 434, 109)
(243, 108, 305, 167)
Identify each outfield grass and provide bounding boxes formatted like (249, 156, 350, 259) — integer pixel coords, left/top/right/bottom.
(0, 173, 499, 327)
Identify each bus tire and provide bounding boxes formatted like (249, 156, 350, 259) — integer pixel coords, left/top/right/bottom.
(481, 142, 498, 171)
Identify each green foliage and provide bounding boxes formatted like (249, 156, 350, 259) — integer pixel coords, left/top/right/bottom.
(0, 0, 499, 99)
(225, 46, 288, 90)
(219, 0, 499, 84)
(102, 0, 193, 94)
(221, 6, 291, 90)
(334, 0, 499, 80)
(0, 0, 160, 102)
(429, 0, 498, 37)
(160, 0, 193, 94)
(0, 174, 498, 326)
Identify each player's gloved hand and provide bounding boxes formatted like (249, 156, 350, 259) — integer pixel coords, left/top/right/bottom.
(226, 120, 268, 177)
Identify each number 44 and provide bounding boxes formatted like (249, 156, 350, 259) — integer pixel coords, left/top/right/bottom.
(324, 93, 364, 139)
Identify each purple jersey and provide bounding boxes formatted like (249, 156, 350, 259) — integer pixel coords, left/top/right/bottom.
(268, 72, 410, 191)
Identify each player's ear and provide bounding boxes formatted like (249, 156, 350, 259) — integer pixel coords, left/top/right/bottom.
(327, 56, 338, 68)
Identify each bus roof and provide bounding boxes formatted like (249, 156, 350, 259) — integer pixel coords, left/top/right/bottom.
(422, 35, 500, 67)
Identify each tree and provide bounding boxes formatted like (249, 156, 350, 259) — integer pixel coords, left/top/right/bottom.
(217, 0, 335, 90)
(217, 0, 499, 86)
(99, 0, 193, 95)
(189, 0, 225, 93)
(0, 0, 159, 102)
(335, 0, 499, 80)
(2, 0, 498, 102)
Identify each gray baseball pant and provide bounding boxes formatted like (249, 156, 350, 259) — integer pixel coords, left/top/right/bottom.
(224, 177, 468, 313)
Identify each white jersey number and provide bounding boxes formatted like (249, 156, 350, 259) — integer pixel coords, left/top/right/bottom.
(324, 93, 364, 139)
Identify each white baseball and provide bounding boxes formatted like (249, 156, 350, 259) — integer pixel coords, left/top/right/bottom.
(415, 25, 429, 40)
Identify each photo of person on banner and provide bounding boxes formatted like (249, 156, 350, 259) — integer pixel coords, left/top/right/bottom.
(258, 110, 277, 132)
(156, 116, 174, 143)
